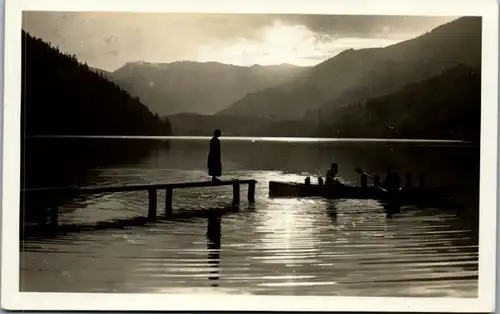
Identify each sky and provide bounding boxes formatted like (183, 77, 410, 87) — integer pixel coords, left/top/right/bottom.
(22, 12, 457, 72)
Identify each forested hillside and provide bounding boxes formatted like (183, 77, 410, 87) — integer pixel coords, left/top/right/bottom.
(21, 30, 172, 136)
(169, 64, 481, 141)
(315, 64, 481, 141)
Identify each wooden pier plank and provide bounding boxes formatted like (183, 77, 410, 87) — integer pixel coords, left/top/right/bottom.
(22, 179, 258, 195)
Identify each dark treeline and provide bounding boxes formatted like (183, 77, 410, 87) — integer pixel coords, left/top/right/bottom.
(21, 30, 172, 137)
(314, 64, 481, 141)
(166, 113, 313, 137)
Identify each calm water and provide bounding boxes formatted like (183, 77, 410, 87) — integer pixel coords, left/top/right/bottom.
(20, 138, 480, 296)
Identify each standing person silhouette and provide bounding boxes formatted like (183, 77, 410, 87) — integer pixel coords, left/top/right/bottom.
(207, 129, 222, 182)
(325, 163, 344, 187)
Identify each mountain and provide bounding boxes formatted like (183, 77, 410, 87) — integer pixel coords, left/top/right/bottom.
(89, 66, 112, 77)
(109, 61, 309, 116)
(170, 64, 480, 141)
(218, 16, 481, 120)
(21, 30, 172, 136)
(315, 64, 481, 141)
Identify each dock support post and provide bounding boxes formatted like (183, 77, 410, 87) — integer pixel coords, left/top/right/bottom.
(148, 188, 157, 221)
(373, 175, 381, 199)
(232, 183, 240, 207)
(248, 181, 255, 203)
(165, 188, 173, 219)
(405, 172, 413, 188)
(37, 206, 48, 228)
(361, 174, 368, 189)
(49, 207, 59, 229)
(418, 173, 426, 189)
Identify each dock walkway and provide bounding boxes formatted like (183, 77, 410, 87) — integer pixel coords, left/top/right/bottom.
(22, 179, 257, 228)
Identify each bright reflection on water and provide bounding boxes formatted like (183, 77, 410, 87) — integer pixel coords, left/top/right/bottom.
(20, 139, 479, 297)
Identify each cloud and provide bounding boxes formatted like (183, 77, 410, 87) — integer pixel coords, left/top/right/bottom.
(196, 21, 406, 66)
(22, 11, 458, 71)
(275, 14, 457, 39)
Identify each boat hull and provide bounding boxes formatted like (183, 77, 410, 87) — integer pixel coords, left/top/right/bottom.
(268, 181, 457, 203)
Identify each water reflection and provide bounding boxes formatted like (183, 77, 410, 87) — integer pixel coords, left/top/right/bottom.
(20, 187, 479, 296)
(325, 200, 338, 224)
(206, 214, 221, 286)
(19, 138, 479, 297)
(257, 198, 317, 253)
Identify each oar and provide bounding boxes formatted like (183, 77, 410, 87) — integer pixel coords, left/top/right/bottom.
(355, 167, 388, 193)
(377, 186, 388, 193)
(356, 167, 406, 214)
(355, 167, 376, 179)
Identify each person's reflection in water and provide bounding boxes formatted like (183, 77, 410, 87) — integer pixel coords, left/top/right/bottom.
(325, 200, 338, 225)
(206, 213, 221, 287)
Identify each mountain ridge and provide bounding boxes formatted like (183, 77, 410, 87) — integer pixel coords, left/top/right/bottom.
(107, 61, 311, 116)
(168, 63, 480, 141)
(218, 16, 481, 120)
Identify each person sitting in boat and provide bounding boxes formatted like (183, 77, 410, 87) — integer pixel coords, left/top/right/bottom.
(381, 166, 401, 192)
(304, 177, 311, 185)
(381, 166, 401, 215)
(325, 163, 343, 187)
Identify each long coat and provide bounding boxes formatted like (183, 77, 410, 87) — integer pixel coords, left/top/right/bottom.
(207, 136, 222, 176)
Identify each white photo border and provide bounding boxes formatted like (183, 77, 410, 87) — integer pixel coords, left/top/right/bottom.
(2, 0, 498, 312)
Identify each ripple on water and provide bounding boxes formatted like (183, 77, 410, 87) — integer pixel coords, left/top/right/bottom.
(20, 172, 478, 297)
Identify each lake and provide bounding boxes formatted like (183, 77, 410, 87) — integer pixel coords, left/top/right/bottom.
(19, 137, 480, 297)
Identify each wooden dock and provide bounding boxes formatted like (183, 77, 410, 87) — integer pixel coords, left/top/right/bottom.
(21, 179, 258, 228)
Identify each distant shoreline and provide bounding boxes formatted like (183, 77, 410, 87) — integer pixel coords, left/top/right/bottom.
(26, 134, 476, 144)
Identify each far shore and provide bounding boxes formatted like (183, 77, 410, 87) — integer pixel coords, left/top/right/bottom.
(26, 134, 476, 144)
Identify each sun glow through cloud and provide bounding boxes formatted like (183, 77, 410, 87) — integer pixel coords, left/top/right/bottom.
(21, 12, 457, 70)
(197, 21, 401, 66)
